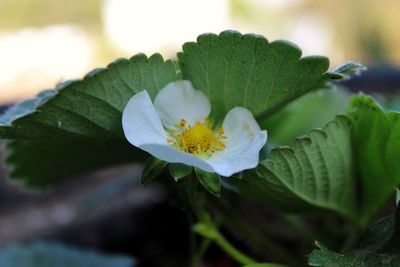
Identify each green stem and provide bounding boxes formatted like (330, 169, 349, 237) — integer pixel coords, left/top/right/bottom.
(212, 229, 257, 265)
(191, 238, 212, 267)
(187, 175, 258, 266)
(214, 201, 296, 265)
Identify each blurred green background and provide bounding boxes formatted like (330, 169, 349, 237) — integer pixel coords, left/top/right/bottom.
(1, 0, 400, 104)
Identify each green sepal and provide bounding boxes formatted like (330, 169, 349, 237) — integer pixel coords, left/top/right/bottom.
(194, 168, 221, 196)
(140, 157, 167, 184)
(168, 163, 192, 181)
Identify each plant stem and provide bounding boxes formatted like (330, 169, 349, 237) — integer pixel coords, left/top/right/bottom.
(186, 175, 258, 266)
(212, 229, 257, 265)
(191, 238, 212, 267)
(214, 201, 296, 265)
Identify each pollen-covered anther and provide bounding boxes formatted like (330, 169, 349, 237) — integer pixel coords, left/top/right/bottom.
(168, 119, 226, 157)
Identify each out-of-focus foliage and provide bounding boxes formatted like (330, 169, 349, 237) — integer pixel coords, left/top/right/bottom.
(309, 206, 400, 266)
(0, 0, 100, 29)
(261, 89, 350, 146)
(231, 0, 400, 65)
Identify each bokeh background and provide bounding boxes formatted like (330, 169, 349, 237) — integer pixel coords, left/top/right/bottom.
(1, 1, 400, 266)
(1, 0, 400, 104)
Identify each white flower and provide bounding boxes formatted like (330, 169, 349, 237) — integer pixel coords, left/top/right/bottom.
(122, 80, 267, 177)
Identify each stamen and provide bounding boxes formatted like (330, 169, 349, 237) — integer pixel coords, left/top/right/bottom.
(166, 118, 227, 158)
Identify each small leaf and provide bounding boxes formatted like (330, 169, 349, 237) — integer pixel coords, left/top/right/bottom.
(327, 61, 367, 80)
(168, 163, 192, 181)
(178, 30, 335, 121)
(195, 168, 221, 196)
(140, 157, 167, 184)
(0, 241, 135, 267)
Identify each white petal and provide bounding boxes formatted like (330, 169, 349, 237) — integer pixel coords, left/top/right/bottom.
(154, 80, 211, 128)
(122, 90, 214, 172)
(122, 90, 168, 147)
(222, 107, 262, 149)
(140, 144, 214, 172)
(207, 131, 268, 177)
(206, 107, 268, 176)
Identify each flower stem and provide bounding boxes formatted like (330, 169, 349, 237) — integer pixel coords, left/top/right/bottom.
(211, 227, 257, 265)
(186, 175, 257, 266)
(213, 200, 296, 265)
(191, 238, 212, 267)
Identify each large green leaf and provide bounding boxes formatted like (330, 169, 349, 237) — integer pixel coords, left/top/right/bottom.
(0, 53, 181, 139)
(178, 30, 332, 121)
(0, 241, 135, 267)
(232, 115, 357, 220)
(3, 138, 144, 188)
(350, 95, 400, 225)
(232, 95, 400, 226)
(0, 53, 179, 187)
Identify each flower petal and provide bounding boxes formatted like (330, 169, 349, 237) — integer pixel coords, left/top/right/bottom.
(154, 80, 211, 128)
(140, 144, 214, 172)
(205, 107, 268, 177)
(206, 131, 268, 177)
(122, 90, 214, 172)
(222, 107, 262, 149)
(122, 90, 168, 147)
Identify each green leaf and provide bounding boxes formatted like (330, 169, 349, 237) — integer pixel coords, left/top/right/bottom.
(168, 163, 192, 181)
(0, 241, 135, 267)
(195, 168, 221, 196)
(260, 89, 350, 146)
(308, 242, 400, 267)
(231, 115, 357, 220)
(350, 95, 400, 224)
(0, 53, 181, 139)
(4, 139, 144, 188)
(232, 95, 400, 226)
(178, 30, 333, 121)
(358, 214, 396, 252)
(140, 157, 167, 184)
(309, 206, 400, 266)
(0, 53, 179, 187)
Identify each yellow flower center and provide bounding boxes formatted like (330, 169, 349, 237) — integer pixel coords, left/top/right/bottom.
(167, 119, 226, 157)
